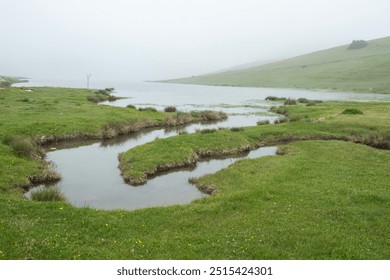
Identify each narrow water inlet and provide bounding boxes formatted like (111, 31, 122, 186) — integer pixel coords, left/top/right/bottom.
(25, 140, 276, 211)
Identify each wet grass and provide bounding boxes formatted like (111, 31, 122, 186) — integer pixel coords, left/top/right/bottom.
(1, 86, 390, 259)
(0, 87, 167, 193)
(257, 120, 270, 126)
(1, 140, 389, 259)
(30, 187, 67, 202)
(119, 100, 390, 186)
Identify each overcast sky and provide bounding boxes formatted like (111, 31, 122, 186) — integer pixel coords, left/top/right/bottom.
(1, 0, 389, 83)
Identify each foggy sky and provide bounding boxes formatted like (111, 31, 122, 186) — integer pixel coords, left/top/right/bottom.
(1, 0, 390, 83)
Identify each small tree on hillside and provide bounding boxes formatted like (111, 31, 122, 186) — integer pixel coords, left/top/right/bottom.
(348, 40, 368, 49)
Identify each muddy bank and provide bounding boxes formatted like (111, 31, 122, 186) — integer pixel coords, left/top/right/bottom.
(120, 143, 256, 186)
(34, 111, 227, 146)
(15, 111, 226, 191)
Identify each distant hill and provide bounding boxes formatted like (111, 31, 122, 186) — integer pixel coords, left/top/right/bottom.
(0, 75, 28, 87)
(165, 36, 390, 94)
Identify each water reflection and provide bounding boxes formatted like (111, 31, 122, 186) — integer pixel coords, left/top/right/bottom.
(27, 136, 276, 210)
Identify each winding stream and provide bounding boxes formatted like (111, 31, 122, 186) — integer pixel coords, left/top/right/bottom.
(22, 81, 390, 211)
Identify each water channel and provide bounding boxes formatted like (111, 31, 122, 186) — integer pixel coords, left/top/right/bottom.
(21, 81, 390, 210)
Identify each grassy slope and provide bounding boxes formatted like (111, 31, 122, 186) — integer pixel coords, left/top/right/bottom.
(166, 36, 390, 94)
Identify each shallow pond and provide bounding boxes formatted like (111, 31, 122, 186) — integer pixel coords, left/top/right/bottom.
(22, 81, 390, 210)
(27, 142, 276, 211)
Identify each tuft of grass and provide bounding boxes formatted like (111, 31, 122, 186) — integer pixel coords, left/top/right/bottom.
(199, 128, 217, 134)
(126, 104, 136, 109)
(257, 120, 270, 126)
(162, 112, 194, 126)
(297, 97, 310, 103)
(138, 107, 157, 112)
(30, 186, 67, 202)
(271, 107, 289, 115)
(284, 98, 297, 105)
(3, 135, 44, 159)
(342, 108, 364, 115)
(274, 117, 289, 124)
(100, 119, 157, 138)
(265, 96, 286, 101)
(164, 106, 177, 112)
(199, 110, 227, 121)
(230, 127, 245, 132)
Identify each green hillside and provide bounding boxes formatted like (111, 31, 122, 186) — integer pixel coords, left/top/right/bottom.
(166, 36, 390, 94)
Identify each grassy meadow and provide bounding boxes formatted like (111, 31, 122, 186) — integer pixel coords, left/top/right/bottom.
(120, 100, 390, 185)
(166, 36, 390, 94)
(0, 84, 389, 259)
(0, 87, 166, 196)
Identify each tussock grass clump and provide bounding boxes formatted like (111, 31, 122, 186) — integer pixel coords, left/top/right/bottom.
(87, 95, 106, 103)
(284, 98, 297, 105)
(138, 107, 157, 112)
(199, 128, 217, 134)
(257, 120, 270, 126)
(90, 88, 118, 102)
(199, 110, 228, 121)
(297, 98, 310, 103)
(347, 132, 390, 149)
(100, 120, 157, 138)
(276, 146, 289, 155)
(342, 108, 364, 115)
(230, 127, 245, 132)
(265, 96, 286, 101)
(306, 101, 317, 106)
(126, 104, 136, 109)
(107, 95, 119, 101)
(3, 135, 44, 158)
(95, 88, 114, 95)
(271, 107, 289, 115)
(274, 117, 289, 124)
(30, 186, 67, 202)
(164, 106, 177, 112)
(162, 113, 194, 126)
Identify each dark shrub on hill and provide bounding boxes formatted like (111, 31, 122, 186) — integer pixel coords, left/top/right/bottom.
(342, 108, 364, 115)
(348, 40, 368, 49)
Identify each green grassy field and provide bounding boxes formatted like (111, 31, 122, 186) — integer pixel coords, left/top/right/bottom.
(1, 140, 389, 259)
(166, 36, 390, 94)
(1, 85, 389, 259)
(120, 100, 390, 185)
(0, 87, 167, 196)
